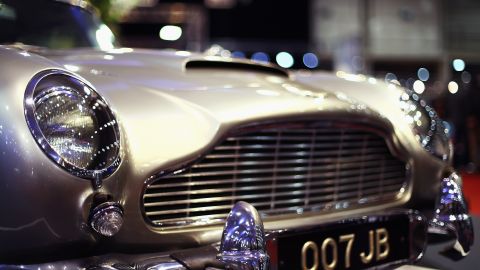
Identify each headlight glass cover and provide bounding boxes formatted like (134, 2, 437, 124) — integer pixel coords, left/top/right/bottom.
(25, 70, 120, 179)
(399, 91, 451, 161)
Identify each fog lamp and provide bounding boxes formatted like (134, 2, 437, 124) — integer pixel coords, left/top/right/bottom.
(89, 202, 124, 237)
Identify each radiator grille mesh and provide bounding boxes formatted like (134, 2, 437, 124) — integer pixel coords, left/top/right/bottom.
(143, 122, 407, 228)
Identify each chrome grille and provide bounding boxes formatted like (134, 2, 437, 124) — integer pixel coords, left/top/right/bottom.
(143, 121, 407, 228)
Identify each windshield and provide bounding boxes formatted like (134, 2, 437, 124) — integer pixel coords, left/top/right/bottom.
(0, 0, 116, 49)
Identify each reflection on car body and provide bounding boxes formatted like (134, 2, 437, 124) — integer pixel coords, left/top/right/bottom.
(0, 0, 473, 269)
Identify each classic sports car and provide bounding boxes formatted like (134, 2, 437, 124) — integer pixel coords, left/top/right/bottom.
(0, 0, 474, 269)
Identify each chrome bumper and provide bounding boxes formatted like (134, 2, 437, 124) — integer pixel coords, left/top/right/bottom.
(1, 201, 269, 270)
(2, 171, 474, 270)
(3, 204, 430, 270)
(428, 172, 474, 258)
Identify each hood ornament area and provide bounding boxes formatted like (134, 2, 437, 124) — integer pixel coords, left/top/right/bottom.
(218, 201, 270, 270)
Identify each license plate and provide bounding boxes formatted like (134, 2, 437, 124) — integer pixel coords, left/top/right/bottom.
(269, 214, 410, 270)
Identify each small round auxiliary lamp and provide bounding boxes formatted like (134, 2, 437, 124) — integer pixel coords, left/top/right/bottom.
(89, 201, 124, 237)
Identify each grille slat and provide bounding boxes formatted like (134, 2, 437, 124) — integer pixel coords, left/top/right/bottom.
(144, 171, 405, 199)
(144, 177, 405, 208)
(207, 150, 390, 159)
(215, 144, 387, 151)
(154, 163, 404, 181)
(147, 170, 405, 190)
(143, 121, 408, 228)
(193, 155, 397, 169)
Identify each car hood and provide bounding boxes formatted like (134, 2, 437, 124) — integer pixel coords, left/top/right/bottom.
(34, 48, 416, 177)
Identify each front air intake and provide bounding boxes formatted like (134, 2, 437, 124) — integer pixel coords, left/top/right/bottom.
(185, 59, 289, 77)
(143, 120, 408, 228)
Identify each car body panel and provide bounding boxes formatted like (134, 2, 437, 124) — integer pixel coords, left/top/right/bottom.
(0, 45, 449, 261)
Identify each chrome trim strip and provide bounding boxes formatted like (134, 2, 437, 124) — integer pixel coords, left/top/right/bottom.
(0, 256, 186, 270)
(402, 90, 451, 161)
(429, 172, 474, 258)
(24, 69, 121, 181)
(0, 208, 425, 270)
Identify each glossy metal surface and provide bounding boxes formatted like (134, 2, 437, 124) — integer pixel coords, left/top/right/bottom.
(429, 172, 474, 257)
(1, 202, 270, 269)
(398, 90, 451, 161)
(0, 209, 428, 270)
(0, 254, 186, 270)
(398, 91, 437, 148)
(218, 201, 269, 270)
(296, 72, 451, 163)
(0, 44, 452, 258)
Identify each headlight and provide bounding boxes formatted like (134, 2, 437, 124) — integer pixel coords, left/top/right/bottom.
(24, 70, 120, 179)
(399, 91, 451, 161)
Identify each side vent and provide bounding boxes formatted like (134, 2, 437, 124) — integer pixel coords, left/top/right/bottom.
(185, 60, 289, 78)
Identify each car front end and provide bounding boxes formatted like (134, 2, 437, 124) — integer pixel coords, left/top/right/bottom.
(0, 0, 474, 269)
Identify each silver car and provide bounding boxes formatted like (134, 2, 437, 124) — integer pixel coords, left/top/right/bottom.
(0, 0, 473, 269)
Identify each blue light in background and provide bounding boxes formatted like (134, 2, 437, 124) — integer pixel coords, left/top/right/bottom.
(303, 53, 319, 69)
(385, 72, 398, 83)
(417, 67, 430, 81)
(231, 51, 246, 58)
(453, 59, 465, 72)
(251, 52, 270, 63)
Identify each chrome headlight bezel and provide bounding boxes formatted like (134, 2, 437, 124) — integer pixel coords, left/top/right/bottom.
(400, 90, 451, 161)
(24, 69, 121, 179)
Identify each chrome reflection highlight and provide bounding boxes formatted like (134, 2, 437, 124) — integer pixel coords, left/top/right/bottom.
(399, 91, 451, 161)
(24, 70, 121, 179)
(35, 86, 99, 169)
(429, 172, 474, 257)
(218, 201, 269, 270)
(96, 24, 115, 51)
(399, 91, 434, 146)
(89, 202, 124, 237)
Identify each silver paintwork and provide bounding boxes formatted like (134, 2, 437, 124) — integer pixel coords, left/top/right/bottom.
(0, 44, 472, 262)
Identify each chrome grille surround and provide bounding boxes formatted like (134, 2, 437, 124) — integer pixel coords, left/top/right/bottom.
(143, 120, 408, 228)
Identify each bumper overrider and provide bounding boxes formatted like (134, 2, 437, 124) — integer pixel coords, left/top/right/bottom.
(428, 172, 474, 259)
(1, 173, 473, 270)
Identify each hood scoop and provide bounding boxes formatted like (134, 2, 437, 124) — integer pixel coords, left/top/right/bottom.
(185, 58, 289, 78)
